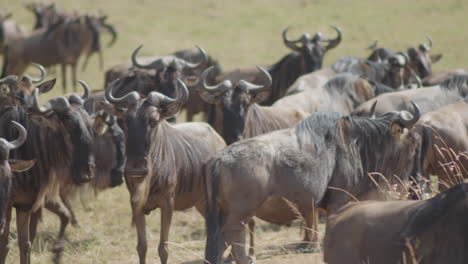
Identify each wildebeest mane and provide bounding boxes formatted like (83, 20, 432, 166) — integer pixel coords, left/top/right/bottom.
(243, 104, 298, 140)
(294, 111, 344, 149)
(331, 56, 387, 84)
(0, 106, 70, 193)
(439, 74, 468, 97)
(148, 121, 207, 195)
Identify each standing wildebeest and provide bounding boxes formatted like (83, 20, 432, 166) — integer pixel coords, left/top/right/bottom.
(324, 183, 468, 264)
(2, 13, 116, 92)
(0, 122, 35, 241)
(217, 26, 342, 105)
(198, 66, 308, 145)
(204, 103, 422, 264)
(415, 100, 468, 190)
(367, 36, 443, 82)
(353, 74, 468, 117)
(0, 82, 96, 263)
(102, 78, 226, 264)
(0, 11, 25, 54)
(25, 2, 118, 72)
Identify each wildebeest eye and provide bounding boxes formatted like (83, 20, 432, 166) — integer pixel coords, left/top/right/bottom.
(0, 85, 10, 95)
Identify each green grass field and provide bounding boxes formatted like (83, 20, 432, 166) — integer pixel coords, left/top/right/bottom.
(3, 0, 468, 263)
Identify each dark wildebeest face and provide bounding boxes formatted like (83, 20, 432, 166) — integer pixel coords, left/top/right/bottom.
(30, 81, 96, 184)
(130, 45, 207, 96)
(198, 66, 272, 145)
(102, 78, 189, 176)
(0, 122, 34, 234)
(0, 64, 54, 106)
(282, 26, 342, 72)
(407, 37, 442, 79)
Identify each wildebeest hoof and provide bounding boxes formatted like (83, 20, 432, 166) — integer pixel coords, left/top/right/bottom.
(223, 255, 233, 263)
(71, 218, 80, 227)
(52, 240, 65, 254)
(110, 168, 124, 187)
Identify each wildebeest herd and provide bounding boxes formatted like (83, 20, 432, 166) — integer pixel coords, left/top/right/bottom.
(0, 2, 468, 264)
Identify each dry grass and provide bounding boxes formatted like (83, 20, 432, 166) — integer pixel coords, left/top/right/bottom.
(2, 0, 468, 263)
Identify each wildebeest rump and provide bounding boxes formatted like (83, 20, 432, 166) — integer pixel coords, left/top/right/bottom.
(324, 183, 468, 264)
(204, 103, 422, 264)
(0, 10, 25, 54)
(353, 74, 468, 117)
(102, 78, 226, 264)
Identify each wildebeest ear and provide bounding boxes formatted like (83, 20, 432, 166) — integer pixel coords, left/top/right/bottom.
(430, 54, 442, 63)
(38, 79, 56, 94)
(391, 121, 404, 137)
(160, 102, 184, 120)
(9, 159, 35, 173)
(99, 101, 126, 119)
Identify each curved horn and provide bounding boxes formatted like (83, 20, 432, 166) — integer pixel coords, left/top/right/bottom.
(175, 78, 189, 102)
(198, 66, 231, 94)
(105, 79, 140, 105)
(182, 45, 208, 69)
(239, 66, 272, 93)
(78, 80, 90, 100)
(367, 40, 378, 50)
(146, 78, 189, 106)
(325, 25, 342, 50)
(399, 101, 420, 128)
(282, 27, 302, 52)
(31, 89, 52, 114)
(369, 100, 377, 118)
(24, 63, 46, 83)
(131, 45, 153, 69)
(5, 121, 27, 150)
(425, 35, 432, 50)
(102, 23, 117, 47)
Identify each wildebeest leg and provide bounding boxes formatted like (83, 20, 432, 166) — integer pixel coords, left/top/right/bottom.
(186, 108, 194, 122)
(45, 200, 71, 263)
(158, 197, 174, 264)
(223, 214, 251, 264)
(61, 64, 67, 93)
(61, 192, 78, 227)
(298, 208, 318, 250)
(0, 205, 12, 263)
(16, 209, 31, 264)
(28, 208, 42, 245)
(133, 209, 147, 264)
(71, 63, 77, 92)
(247, 219, 255, 257)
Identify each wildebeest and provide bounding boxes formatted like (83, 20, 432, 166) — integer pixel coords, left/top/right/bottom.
(416, 100, 468, 190)
(0, 121, 35, 243)
(103, 46, 221, 121)
(102, 78, 226, 264)
(0, 10, 25, 54)
(274, 73, 379, 115)
(2, 12, 116, 92)
(353, 74, 468, 117)
(0, 81, 95, 263)
(217, 26, 342, 105)
(324, 183, 468, 264)
(198, 66, 308, 145)
(422, 67, 468, 86)
(204, 103, 422, 264)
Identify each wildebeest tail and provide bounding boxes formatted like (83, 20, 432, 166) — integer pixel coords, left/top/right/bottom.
(204, 158, 224, 264)
(400, 183, 468, 240)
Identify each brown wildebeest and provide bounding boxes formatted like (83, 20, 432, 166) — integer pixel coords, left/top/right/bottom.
(0, 10, 25, 54)
(102, 78, 226, 264)
(2, 13, 116, 93)
(216, 26, 342, 106)
(324, 183, 468, 264)
(353, 74, 468, 117)
(204, 102, 423, 264)
(198, 66, 308, 145)
(0, 121, 35, 247)
(415, 100, 468, 190)
(0, 82, 96, 263)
